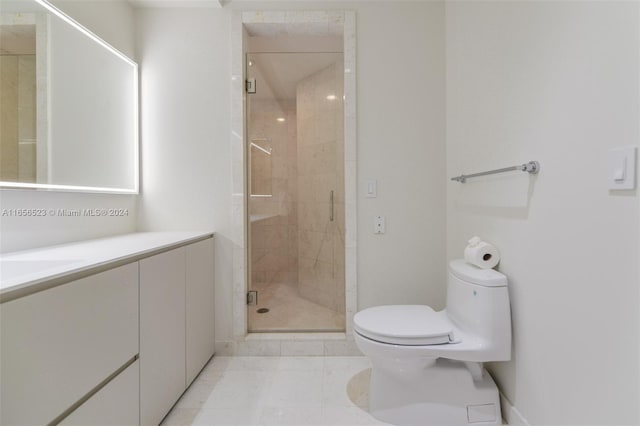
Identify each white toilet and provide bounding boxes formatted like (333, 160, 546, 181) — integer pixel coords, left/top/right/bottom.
(354, 260, 511, 426)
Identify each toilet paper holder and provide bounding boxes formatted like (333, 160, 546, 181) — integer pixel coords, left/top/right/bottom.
(451, 161, 540, 183)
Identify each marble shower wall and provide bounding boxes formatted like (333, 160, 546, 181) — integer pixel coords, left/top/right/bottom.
(296, 61, 345, 315)
(249, 99, 299, 289)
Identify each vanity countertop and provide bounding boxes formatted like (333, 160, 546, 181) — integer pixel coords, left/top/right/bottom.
(0, 231, 214, 302)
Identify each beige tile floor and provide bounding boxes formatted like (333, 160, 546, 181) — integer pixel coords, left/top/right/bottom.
(248, 283, 345, 332)
(161, 356, 389, 426)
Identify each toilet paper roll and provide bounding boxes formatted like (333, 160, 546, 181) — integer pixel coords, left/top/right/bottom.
(464, 237, 500, 269)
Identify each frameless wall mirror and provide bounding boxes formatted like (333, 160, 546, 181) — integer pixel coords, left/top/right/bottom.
(0, 0, 138, 193)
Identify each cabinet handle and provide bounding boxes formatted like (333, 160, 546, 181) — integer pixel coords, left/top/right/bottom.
(49, 355, 139, 425)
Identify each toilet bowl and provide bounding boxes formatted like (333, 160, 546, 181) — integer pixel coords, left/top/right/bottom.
(354, 260, 511, 426)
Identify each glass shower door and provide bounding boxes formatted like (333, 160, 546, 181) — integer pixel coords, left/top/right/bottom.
(246, 52, 345, 333)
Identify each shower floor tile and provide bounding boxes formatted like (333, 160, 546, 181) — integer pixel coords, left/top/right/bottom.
(161, 356, 389, 426)
(249, 282, 345, 332)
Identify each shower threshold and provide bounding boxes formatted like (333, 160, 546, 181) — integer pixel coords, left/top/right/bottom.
(245, 332, 347, 341)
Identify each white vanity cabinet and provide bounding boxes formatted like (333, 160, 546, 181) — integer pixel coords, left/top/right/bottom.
(186, 238, 216, 384)
(0, 263, 139, 426)
(0, 232, 215, 426)
(140, 238, 215, 425)
(140, 248, 187, 426)
(59, 360, 140, 426)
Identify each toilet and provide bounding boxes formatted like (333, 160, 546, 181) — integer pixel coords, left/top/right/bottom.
(354, 260, 511, 426)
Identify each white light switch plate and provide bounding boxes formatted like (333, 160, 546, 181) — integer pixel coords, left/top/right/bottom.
(365, 179, 377, 198)
(608, 146, 636, 190)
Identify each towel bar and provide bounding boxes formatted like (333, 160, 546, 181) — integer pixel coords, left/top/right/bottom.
(451, 161, 540, 183)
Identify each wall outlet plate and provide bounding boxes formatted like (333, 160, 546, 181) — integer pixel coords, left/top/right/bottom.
(374, 215, 385, 234)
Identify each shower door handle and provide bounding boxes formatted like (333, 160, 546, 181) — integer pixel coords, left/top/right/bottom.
(330, 190, 334, 222)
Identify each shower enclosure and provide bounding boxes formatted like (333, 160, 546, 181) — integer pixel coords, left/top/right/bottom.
(246, 52, 345, 332)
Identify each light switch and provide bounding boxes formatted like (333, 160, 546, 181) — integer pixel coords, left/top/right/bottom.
(608, 146, 636, 190)
(613, 164, 625, 182)
(374, 215, 385, 234)
(365, 179, 377, 198)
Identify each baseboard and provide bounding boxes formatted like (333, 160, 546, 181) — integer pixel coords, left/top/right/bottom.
(500, 392, 530, 425)
(214, 336, 363, 356)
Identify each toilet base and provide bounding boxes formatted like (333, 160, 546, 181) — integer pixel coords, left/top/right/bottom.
(369, 358, 501, 426)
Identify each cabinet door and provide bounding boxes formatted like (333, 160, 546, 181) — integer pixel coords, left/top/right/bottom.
(0, 264, 138, 426)
(60, 360, 139, 426)
(186, 238, 215, 384)
(139, 248, 186, 426)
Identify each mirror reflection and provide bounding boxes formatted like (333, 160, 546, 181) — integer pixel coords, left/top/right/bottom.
(1, 15, 37, 183)
(0, 0, 138, 193)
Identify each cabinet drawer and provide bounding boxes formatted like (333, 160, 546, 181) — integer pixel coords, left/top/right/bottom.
(60, 360, 139, 426)
(0, 263, 139, 425)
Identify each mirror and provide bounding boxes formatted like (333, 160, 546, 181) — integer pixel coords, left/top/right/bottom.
(0, 0, 138, 193)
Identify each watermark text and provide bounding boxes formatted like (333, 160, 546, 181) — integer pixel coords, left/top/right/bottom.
(1, 208, 129, 217)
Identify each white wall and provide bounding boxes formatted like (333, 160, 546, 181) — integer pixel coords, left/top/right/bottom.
(446, 1, 640, 424)
(50, 0, 135, 59)
(0, 0, 137, 253)
(134, 1, 446, 345)
(134, 6, 235, 340)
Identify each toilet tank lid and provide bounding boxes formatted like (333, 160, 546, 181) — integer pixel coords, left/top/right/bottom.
(449, 260, 507, 287)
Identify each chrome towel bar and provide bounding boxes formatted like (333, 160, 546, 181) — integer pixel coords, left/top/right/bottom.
(451, 161, 540, 183)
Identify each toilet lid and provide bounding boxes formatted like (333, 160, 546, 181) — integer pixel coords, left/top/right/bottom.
(354, 305, 455, 346)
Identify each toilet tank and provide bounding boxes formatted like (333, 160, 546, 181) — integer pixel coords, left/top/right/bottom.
(446, 260, 511, 361)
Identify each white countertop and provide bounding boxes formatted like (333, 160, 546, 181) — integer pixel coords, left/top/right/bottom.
(0, 231, 214, 300)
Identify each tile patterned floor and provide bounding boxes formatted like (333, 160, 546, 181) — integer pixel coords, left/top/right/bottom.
(248, 283, 345, 332)
(161, 356, 389, 426)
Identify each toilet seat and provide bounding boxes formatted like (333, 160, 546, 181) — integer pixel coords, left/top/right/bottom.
(354, 305, 456, 346)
